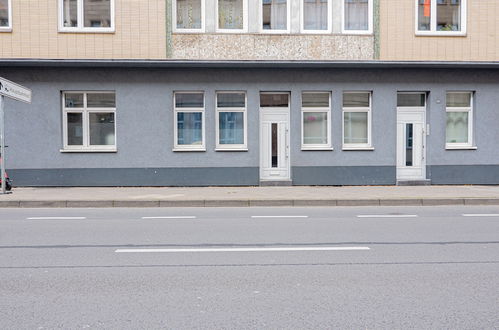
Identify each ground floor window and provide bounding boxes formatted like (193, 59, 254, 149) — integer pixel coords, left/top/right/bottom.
(62, 91, 116, 151)
(216, 91, 247, 150)
(446, 91, 473, 149)
(342, 91, 372, 149)
(174, 92, 205, 151)
(301, 92, 331, 150)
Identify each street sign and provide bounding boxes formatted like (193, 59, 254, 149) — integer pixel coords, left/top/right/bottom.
(0, 77, 32, 104)
(0, 77, 31, 194)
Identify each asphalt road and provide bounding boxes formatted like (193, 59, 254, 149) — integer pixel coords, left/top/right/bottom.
(1, 206, 498, 329)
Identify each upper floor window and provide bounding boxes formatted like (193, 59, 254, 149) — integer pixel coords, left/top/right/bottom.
(416, 0, 466, 35)
(0, 0, 11, 31)
(174, 0, 205, 32)
(217, 0, 247, 32)
(59, 0, 114, 32)
(301, 0, 332, 33)
(261, 0, 289, 33)
(343, 0, 372, 34)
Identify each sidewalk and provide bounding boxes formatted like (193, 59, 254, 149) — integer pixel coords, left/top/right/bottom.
(2, 185, 499, 207)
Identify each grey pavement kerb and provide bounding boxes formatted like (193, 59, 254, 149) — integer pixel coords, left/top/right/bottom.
(2, 186, 499, 207)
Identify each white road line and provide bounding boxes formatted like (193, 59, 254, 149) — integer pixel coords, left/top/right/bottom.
(141, 216, 197, 219)
(462, 214, 499, 217)
(251, 215, 309, 218)
(115, 246, 370, 253)
(26, 217, 87, 220)
(357, 214, 418, 218)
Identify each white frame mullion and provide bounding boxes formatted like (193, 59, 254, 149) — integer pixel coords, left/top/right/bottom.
(445, 92, 473, 149)
(300, 0, 333, 34)
(415, 0, 466, 36)
(215, 91, 247, 151)
(216, 0, 248, 33)
(0, 0, 12, 32)
(342, 92, 372, 150)
(173, 92, 206, 151)
(341, 0, 373, 35)
(173, 0, 206, 33)
(259, 0, 291, 34)
(58, 0, 115, 33)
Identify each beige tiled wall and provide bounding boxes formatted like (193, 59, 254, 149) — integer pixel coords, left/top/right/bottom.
(380, 0, 499, 61)
(0, 0, 166, 59)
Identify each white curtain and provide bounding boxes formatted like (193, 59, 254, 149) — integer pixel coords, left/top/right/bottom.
(177, 0, 202, 29)
(303, 0, 328, 30)
(345, 0, 368, 31)
(219, 0, 244, 29)
(270, 0, 287, 30)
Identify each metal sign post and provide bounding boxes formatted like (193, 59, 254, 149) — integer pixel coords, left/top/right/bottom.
(0, 77, 32, 194)
(0, 95, 5, 194)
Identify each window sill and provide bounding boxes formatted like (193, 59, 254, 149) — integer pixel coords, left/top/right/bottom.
(342, 147, 375, 151)
(301, 147, 333, 151)
(445, 146, 477, 150)
(172, 148, 206, 152)
(58, 28, 115, 34)
(60, 148, 117, 153)
(415, 31, 466, 37)
(173, 29, 205, 34)
(215, 148, 248, 152)
(341, 30, 373, 35)
(0, 28, 12, 33)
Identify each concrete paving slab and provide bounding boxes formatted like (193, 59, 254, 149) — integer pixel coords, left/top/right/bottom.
(422, 199, 465, 206)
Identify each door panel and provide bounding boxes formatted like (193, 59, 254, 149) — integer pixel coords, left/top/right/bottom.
(260, 108, 290, 180)
(397, 108, 426, 180)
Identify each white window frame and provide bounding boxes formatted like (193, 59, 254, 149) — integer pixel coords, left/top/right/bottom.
(341, 0, 373, 35)
(445, 91, 474, 150)
(61, 91, 117, 152)
(215, 91, 248, 151)
(300, 0, 333, 34)
(301, 92, 332, 150)
(414, 0, 466, 36)
(0, 0, 12, 32)
(342, 91, 373, 150)
(58, 0, 115, 33)
(259, 0, 291, 34)
(216, 0, 248, 33)
(173, 0, 206, 33)
(173, 91, 206, 151)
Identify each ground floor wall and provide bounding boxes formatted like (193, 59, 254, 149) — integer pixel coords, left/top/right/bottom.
(1, 66, 498, 186)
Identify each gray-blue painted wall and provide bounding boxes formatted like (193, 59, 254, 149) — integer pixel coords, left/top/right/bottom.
(1, 67, 498, 186)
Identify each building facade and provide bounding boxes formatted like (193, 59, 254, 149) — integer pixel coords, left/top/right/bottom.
(0, 0, 498, 186)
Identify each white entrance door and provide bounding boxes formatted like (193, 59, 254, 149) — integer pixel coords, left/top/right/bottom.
(396, 107, 426, 181)
(260, 108, 290, 181)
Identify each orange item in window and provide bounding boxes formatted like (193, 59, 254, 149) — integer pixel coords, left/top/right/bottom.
(424, 0, 431, 17)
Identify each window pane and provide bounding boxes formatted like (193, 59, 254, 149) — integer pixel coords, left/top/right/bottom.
(446, 112, 468, 143)
(447, 92, 471, 107)
(217, 93, 245, 107)
(437, 0, 461, 31)
(89, 113, 115, 145)
(218, 0, 244, 29)
(177, 0, 202, 29)
(262, 0, 287, 30)
(303, 112, 328, 145)
(84, 0, 111, 28)
(0, 0, 9, 27)
(344, 0, 368, 31)
(260, 93, 289, 107)
(397, 93, 426, 107)
(65, 93, 84, 108)
(175, 93, 204, 108)
(417, 0, 431, 31)
(343, 92, 370, 107)
(303, 0, 328, 30)
(219, 112, 244, 145)
(302, 92, 329, 107)
(344, 112, 368, 144)
(62, 0, 78, 27)
(177, 112, 203, 145)
(87, 93, 116, 108)
(67, 113, 83, 145)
